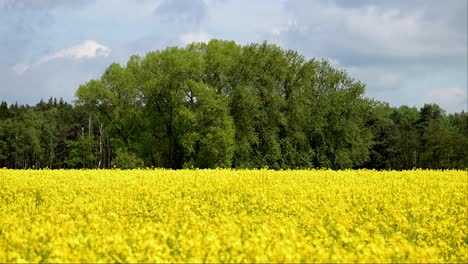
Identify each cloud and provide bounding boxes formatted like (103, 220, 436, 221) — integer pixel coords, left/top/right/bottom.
(12, 64, 30, 75)
(331, 0, 467, 32)
(0, 0, 94, 65)
(269, 20, 304, 37)
(425, 87, 467, 112)
(347, 66, 404, 90)
(0, 0, 94, 10)
(39, 40, 111, 62)
(282, 0, 466, 61)
(154, 0, 207, 26)
(179, 32, 211, 45)
(13, 40, 111, 75)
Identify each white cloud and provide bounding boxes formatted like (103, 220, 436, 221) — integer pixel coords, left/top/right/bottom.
(13, 40, 111, 75)
(378, 72, 402, 87)
(346, 6, 421, 41)
(179, 32, 211, 45)
(12, 64, 31, 75)
(154, 0, 207, 26)
(39, 40, 111, 63)
(425, 87, 467, 112)
(347, 66, 403, 89)
(284, 0, 467, 58)
(350, 7, 466, 58)
(269, 20, 303, 37)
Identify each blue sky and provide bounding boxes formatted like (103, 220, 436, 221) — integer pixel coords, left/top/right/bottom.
(1, 0, 467, 113)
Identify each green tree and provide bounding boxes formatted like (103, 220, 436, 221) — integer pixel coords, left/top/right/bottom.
(446, 111, 468, 168)
(362, 101, 397, 169)
(416, 104, 448, 169)
(178, 80, 235, 168)
(140, 45, 235, 168)
(2, 40, 466, 170)
(300, 60, 371, 169)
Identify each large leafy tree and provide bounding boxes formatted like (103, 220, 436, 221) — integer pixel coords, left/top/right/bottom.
(140, 45, 235, 168)
(75, 60, 145, 168)
(230, 42, 288, 169)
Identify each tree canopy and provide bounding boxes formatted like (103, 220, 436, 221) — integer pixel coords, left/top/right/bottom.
(1, 40, 466, 169)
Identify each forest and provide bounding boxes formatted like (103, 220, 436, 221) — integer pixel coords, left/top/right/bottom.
(0, 40, 467, 170)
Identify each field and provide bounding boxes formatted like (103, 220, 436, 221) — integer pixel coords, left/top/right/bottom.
(0, 169, 466, 262)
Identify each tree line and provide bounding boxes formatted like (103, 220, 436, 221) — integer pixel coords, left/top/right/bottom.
(1, 40, 467, 170)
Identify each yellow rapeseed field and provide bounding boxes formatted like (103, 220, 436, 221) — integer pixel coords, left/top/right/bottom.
(0, 169, 466, 262)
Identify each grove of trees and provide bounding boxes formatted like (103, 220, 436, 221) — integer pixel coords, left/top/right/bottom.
(1, 40, 467, 170)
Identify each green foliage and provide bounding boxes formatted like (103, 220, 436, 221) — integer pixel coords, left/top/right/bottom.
(64, 137, 97, 168)
(1, 40, 467, 170)
(112, 148, 144, 169)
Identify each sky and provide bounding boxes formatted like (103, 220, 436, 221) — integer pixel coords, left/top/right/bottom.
(1, 0, 467, 113)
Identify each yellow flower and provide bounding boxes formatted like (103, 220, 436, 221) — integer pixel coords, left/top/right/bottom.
(0, 169, 466, 262)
